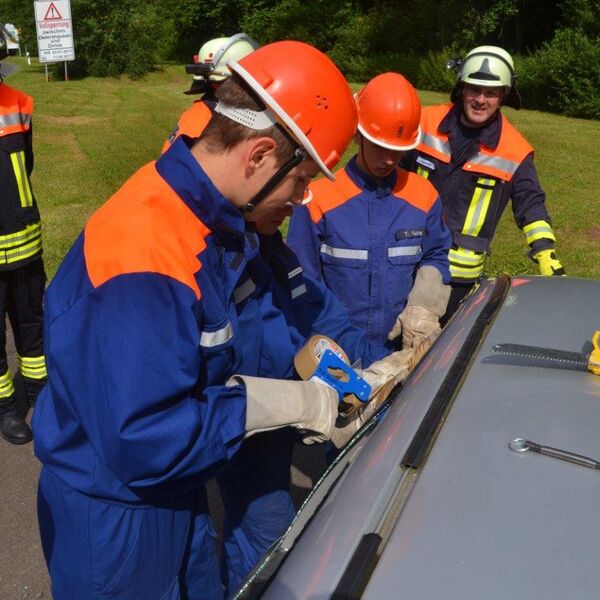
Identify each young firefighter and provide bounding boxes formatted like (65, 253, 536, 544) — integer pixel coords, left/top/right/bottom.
(162, 33, 258, 152)
(33, 42, 410, 599)
(288, 73, 451, 351)
(403, 46, 564, 320)
(0, 28, 46, 444)
(163, 36, 397, 593)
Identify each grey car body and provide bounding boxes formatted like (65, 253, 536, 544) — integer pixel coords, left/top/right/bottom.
(234, 275, 600, 599)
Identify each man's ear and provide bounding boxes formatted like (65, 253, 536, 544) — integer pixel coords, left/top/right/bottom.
(246, 137, 278, 172)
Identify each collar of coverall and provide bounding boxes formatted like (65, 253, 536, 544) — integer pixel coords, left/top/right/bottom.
(214, 100, 308, 213)
(349, 150, 397, 196)
(157, 135, 250, 248)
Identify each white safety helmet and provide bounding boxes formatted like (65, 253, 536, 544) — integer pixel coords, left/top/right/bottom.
(195, 33, 258, 82)
(449, 45, 521, 109)
(185, 33, 258, 95)
(459, 46, 515, 90)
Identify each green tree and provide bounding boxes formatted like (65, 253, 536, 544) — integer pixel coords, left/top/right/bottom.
(63, 0, 174, 78)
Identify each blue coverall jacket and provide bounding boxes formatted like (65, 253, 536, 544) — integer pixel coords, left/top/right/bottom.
(33, 137, 386, 600)
(287, 157, 451, 349)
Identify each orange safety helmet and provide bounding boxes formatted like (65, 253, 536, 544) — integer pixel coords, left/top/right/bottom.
(355, 72, 422, 151)
(225, 41, 357, 180)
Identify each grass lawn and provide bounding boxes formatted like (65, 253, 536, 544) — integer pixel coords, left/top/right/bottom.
(6, 58, 600, 280)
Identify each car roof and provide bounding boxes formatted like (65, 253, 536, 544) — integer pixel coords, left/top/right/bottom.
(242, 276, 600, 599)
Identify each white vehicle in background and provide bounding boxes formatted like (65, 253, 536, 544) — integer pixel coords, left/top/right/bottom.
(3, 24, 19, 54)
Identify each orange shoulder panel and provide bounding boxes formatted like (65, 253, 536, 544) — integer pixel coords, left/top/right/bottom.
(495, 113, 534, 162)
(178, 101, 213, 140)
(420, 103, 452, 135)
(393, 169, 438, 213)
(0, 84, 33, 134)
(306, 168, 361, 223)
(84, 163, 210, 299)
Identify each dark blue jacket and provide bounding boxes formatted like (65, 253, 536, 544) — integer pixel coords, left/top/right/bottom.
(403, 103, 556, 282)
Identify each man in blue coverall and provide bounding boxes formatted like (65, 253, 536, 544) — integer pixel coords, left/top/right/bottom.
(33, 42, 410, 599)
(288, 73, 451, 352)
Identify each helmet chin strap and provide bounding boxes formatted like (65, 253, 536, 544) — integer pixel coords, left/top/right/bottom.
(243, 147, 306, 213)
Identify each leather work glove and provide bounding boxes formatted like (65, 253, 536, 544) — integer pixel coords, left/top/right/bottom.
(532, 249, 566, 276)
(330, 349, 414, 449)
(230, 375, 339, 444)
(393, 305, 440, 350)
(388, 265, 451, 349)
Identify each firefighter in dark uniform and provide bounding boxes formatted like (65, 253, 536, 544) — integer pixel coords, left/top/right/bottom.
(404, 46, 564, 322)
(0, 29, 46, 444)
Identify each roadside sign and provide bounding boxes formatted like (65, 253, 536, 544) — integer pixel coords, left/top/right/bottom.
(34, 0, 75, 63)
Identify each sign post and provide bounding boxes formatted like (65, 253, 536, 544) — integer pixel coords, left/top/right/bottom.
(33, 0, 75, 80)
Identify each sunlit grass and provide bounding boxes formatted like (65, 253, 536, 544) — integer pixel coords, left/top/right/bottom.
(7, 57, 599, 279)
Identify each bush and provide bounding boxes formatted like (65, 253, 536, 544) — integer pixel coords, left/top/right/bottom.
(518, 28, 600, 119)
(414, 49, 457, 93)
(329, 14, 421, 84)
(56, 0, 174, 79)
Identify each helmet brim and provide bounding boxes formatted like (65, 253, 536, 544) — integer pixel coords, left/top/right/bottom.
(357, 123, 422, 151)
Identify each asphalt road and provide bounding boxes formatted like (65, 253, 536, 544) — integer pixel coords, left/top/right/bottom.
(0, 326, 49, 599)
(0, 324, 326, 599)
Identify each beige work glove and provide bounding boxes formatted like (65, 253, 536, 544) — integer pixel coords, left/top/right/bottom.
(388, 265, 451, 349)
(230, 375, 339, 444)
(330, 349, 414, 449)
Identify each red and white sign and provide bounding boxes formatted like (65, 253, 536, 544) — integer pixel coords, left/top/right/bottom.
(34, 0, 75, 63)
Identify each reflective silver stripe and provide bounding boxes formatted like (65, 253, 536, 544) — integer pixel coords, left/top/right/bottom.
(449, 248, 486, 266)
(288, 266, 303, 279)
(0, 222, 41, 249)
(234, 278, 256, 304)
(449, 247, 486, 280)
(320, 244, 368, 260)
(0, 236, 42, 265)
(523, 220, 556, 244)
(200, 322, 233, 348)
(420, 133, 450, 157)
(0, 112, 29, 128)
(468, 153, 520, 177)
(291, 284, 307, 299)
(0, 369, 14, 398)
(388, 245, 421, 258)
(450, 263, 485, 280)
(462, 178, 495, 237)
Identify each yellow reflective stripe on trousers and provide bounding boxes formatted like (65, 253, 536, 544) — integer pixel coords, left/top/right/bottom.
(449, 247, 486, 280)
(522, 220, 556, 245)
(461, 178, 496, 237)
(416, 165, 430, 179)
(0, 234, 42, 265)
(17, 354, 47, 380)
(0, 222, 41, 250)
(0, 370, 15, 398)
(10, 150, 34, 207)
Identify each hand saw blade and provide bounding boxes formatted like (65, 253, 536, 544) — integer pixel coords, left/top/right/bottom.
(491, 343, 590, 372)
